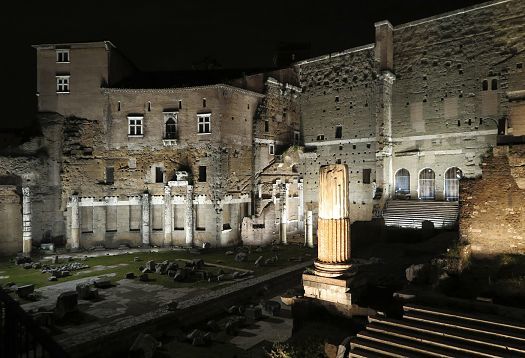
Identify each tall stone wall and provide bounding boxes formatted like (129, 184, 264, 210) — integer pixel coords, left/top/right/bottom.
(460, 145, 525, 255)
(296, 46, 379, 224)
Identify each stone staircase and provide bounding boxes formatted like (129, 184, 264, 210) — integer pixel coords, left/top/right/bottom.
(382, 200, 459, 229)
(349, 304, 525, 357)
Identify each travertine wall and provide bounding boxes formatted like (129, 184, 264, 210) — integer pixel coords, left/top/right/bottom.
(460, 145, 525, 254)
(297, 0, 525, 230)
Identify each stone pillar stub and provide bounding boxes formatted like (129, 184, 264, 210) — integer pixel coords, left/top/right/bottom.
(314, 164, 352, 277)
(185, 185, 194, 247)
(306, 210, 313, 248)
(22, 187, 32, 256)
(70, 194, 80, 250)
(142, 193, 150, 246)
(279, 183, 289, 244)
(163, 186, 172, 247)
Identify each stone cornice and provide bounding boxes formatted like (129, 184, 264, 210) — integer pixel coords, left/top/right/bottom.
(101, 84, 265, 98)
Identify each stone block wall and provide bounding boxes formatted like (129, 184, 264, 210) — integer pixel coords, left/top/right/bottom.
(460, 145, 525, 255)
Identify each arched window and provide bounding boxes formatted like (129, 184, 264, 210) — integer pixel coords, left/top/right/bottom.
(491, 78, 498, 90)
(165, 118, 177, 139)
(482, 80, 488, 91)
(419, 168, 435, 200)
(395, 169, 410, 198)
(444, 167, 462, 201)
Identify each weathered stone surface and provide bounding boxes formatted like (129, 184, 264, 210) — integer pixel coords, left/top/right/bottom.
(254, 256, 263, 267)
(129, 333, 160, 358)
(125, 272, 135, 279)
(93, 278, 112, 289)
(234, 252, 247, 262)
(55, 291, 78, 319)
(17, 284, 35, 298)
(139, 273, 149, 282)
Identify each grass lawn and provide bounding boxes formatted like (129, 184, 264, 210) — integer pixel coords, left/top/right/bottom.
(0, 244, 314, 290)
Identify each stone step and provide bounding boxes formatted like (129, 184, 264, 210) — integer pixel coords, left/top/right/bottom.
(383, 200, 458, 229)
(350, 337, 428, 357)
(347, 346, 391, 358)
(369, 315, 525, 354)
(403, 305, 525, 342)
(366, 322, 519, 358)
(357, 330, 475, 358)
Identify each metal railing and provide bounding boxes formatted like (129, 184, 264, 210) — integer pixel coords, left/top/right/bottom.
(0, 288, 69, 358)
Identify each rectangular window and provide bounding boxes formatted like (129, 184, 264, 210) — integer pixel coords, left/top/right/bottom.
(106, 206, 117, 232)
(129, 205, 141, 231)
(179, 100, 182, 109)
(56, 75, 70, 93)
(81, 206, 93, 233)
(155, 167, 163, 183)
(198, 166, 207, 182)
(363, 169, 371, 184)
(174, 205, 184, 230)
(264, 120, 269, 132)
(56, 49, 70, 63)
(197, 114, 211, 134)
(105, 167, 114, 184)
(317, 134, 325, 141)
(335, 125, 342, 139)
(203, 98, 207, 108)
(152, 205, 163, 231)
(269, 144, 275, 155)
(128, 116, 143, 136)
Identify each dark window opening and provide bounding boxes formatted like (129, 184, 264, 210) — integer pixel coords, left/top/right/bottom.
(491, 79, 498, 90)
(366, 143, 371, 149)
(335, 126, 342, 139)
(482, 80, 488, 91)
(155, 167, 163, 183)
(335, 96, 339, 102)
(199, 166, 207, 182)
(264, 120, 269, 132)
(457, 120, 461, 127)
(147, 101, 151, 111)
(117, 101, 121, 111)
(203, 98, 206, 107)
(468, 118, 472, 125)
(179, 100, 182, 109)
(106, 167, 114, 184)
(317, 134, 325, 141)
(165, 118, 177, 139)
(363, 169, 371, 184)
(352, 144, 356, 150)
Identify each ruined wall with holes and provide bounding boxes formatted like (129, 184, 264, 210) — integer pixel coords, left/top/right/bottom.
(391, 0, 525, 199)
(460, 145, 525, 255)
(0, 113, 65, 255)
(297, 0, 525, 230)
(296, 46, 379, 225)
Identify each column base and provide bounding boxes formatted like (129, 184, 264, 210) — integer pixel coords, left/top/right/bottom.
(303, 272, 353, 306)
(314, 260, 352, 278)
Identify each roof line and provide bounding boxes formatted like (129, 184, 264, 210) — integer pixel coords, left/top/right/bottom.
(102, 83, 265, 98)
(32, 40, 116, 49)
(394, 0, 513, 30)
(294, 43, 375, 66)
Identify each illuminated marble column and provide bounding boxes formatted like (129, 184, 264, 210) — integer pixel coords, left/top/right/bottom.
(279, 183, 289, 244)
(70, 194, 80, 250)
(163, 185, 172, 247)
(22, 187, 32, 256)
(141, 193, 150, 246)
(305, 210, 313, 248)
(185, 185, 194, 247)
(314, 164, 352, 277)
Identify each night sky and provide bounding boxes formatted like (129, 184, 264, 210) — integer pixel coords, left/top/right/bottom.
(3, 0, 487, 130)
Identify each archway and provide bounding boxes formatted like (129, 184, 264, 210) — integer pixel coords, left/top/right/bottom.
(395, 168, 410, 199)
(419, 168, 435, 200)
(444, 167, 462, 201)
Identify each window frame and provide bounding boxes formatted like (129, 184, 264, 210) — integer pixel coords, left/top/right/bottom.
(56, 49, 70, 63)
(56, 75, 70, 93)
(163, 112, 178, 139)
(269, 144, 275, 155)
(197, 114, 211, 134)
(128, 115, 144, 137)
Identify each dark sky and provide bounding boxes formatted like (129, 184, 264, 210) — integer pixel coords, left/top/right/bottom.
(3, 0, 488, 130)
